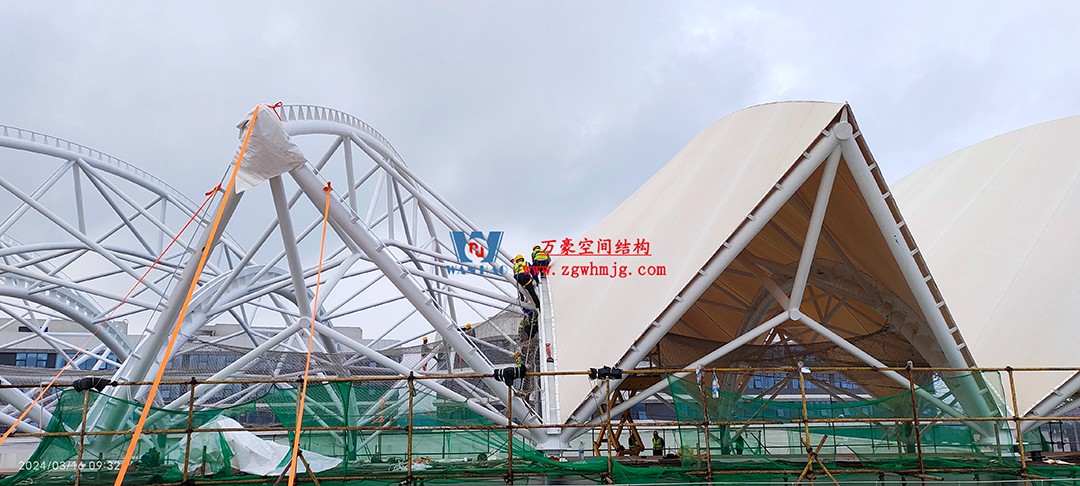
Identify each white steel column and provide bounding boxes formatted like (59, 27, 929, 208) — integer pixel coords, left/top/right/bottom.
(1022, 371, 1080, 433)
(837, 118, 998, 424)
(0, 408, 42, 434)
(269, 175, 337, 353)
(789, 149, 841, 313)
(0, 378, 52, 428)
(72, 164, 86, 234)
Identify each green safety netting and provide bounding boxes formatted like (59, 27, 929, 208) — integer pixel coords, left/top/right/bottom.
(2, 381, 697, 485)
(661, 370, 1080, 481)
(4, 372, 1080, 485)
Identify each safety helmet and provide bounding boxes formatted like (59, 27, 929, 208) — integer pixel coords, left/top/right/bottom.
(533, 245, 542, 251)
(514, 254, 524, 262)
(464, 323, 472, 330)
(514, 351, 521, 357)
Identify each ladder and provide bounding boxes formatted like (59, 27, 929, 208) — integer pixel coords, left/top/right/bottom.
(537, 278, 560, 426)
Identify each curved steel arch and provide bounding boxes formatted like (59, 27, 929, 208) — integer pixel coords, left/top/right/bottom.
(0, 105, 541, 440)
(0, 121, 317, 423)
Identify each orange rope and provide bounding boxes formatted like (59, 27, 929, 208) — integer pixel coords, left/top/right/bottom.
(287, 181, 333, 486)
(0, 184, 220, 446)
(112, 105, 266, 486)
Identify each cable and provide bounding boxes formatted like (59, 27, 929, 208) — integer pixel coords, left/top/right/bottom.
(287, 181, 333, 486)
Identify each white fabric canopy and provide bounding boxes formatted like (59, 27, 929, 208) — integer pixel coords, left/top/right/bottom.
(549, 102, 846, 421)
(893, 114, 1080, 413)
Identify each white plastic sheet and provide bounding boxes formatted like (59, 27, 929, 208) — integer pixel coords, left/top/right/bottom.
(231, 105, 308, 193)
(175, 416, 340, 476)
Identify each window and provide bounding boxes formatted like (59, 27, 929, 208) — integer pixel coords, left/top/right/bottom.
(77, 353, 118, 371)
(15, 352, 50, 368)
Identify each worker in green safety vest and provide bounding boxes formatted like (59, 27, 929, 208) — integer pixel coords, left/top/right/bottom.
(531, 245, 550, 280)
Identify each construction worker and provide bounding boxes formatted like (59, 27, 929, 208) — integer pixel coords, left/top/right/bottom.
(652, 431, 665, 457)
(459, 324, 474, 367)
(518, 301, 539, 341)
(421, 336, 431, 371)
(514, 254, 540, 308)
(531, 245, 550, 279)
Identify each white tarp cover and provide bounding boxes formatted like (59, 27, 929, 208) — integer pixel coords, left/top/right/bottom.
(231, 105, 308, 193)
(549, 102, 845, 422)
(893, 114, 1080, 413)
(177, 416, 340, 476)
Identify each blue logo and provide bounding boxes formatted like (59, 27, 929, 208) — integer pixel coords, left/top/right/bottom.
(448, 231, 507, 275)
(450, 231, 503, 263)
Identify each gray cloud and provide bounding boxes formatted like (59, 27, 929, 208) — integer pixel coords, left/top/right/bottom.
(3, 1, 1080, 258)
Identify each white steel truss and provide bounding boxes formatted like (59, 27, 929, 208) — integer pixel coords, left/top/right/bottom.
(0, 107, 543, 442)
(0, 103, 1059, 451)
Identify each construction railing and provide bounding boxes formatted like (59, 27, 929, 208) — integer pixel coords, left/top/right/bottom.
(1, 365, 1080, 485)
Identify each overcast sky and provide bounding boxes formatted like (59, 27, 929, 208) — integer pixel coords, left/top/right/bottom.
(4, 1, 1080, 255)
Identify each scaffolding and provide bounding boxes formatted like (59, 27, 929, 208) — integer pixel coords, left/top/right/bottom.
(2, 365, 1080, 485)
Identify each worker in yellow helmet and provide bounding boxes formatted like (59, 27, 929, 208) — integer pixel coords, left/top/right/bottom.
(513, 254, 540, 310)
(531, 245, 550, 280)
